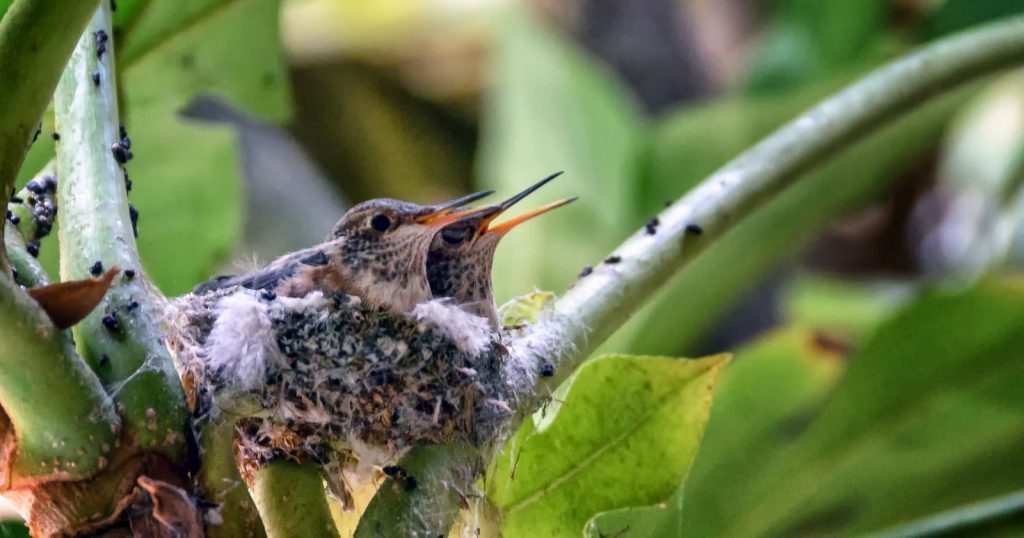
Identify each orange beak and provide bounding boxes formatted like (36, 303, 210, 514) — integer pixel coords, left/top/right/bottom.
(442, 171, 575, 235)
(415, 190, 495, 225)
(487, 197, 577, 234)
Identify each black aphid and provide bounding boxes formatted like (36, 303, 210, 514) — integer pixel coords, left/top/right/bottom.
(25, 240, 39, 257)
(24, 180, 43, 194)
(123, 269, 136, 280)
(128, 204, 139, 237)
(119, 124, 127, 139)
(11, 268, 18, 283)
(125, 300, 140, 311)
(539, 362, 555, 377)
(90, 261, 104, 276)
(31, 123, 41, 143)
(604, 255, 621, 264)
(261, 289, 277, 301)
(110, 0, 116, 12)
(101, 313, 120, 332)
(645, 217, 659, 235)
(42, 175, 57, 192)
(99, 354, 110, 366)
(578, 265, 593, 278)
(7, 214, 19, 226)
(382, 465, 403, 477)
(94, 30, 108, 58)
(403, 475, 418, 492)
(685, 223, 703, 236)
(9, 195, 23, 204)
(111, 141, 132, 164)
(51, 132, 60, 141)
(92, 71, 100, 87)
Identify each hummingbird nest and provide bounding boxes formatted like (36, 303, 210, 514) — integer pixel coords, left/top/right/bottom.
(165, 288, 524, 475)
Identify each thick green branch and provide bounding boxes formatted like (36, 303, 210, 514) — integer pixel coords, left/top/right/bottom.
(53, 4, 188, 460)
(528, 15, 1024, 389)
(0, 0, 99, 268)
(196, 415, 266, 538)
(252, 461, 340, 538)
(0, 276, 119, 481)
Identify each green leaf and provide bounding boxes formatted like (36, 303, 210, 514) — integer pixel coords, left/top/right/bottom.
(588, 327, 844, 536)
(702, 280, 1024, 536)
(486, 353, 729, 537)
(478, 6, 644, 304)
(116, 0, 290, 294)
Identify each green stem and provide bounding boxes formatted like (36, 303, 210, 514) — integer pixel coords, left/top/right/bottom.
(196, 415, 266, 538)
(528, 14, 1024, 390)
(365, 15, 1024, 535)
(864, 489, 1024, 538)
(252, 461, 340, 538)
(355, 443, 479, 538)
(53, 4, 188, 460)
(0, 0, 100, 271)
(0, 276, 119, 481)
(5, 227, 48, 287)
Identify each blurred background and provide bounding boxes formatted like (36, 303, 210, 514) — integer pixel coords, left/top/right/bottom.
(8, 1, 1024, 535)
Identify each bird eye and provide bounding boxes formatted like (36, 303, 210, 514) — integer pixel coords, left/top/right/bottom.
(441, 226, 469, 246)
(370, 214, 392, 232)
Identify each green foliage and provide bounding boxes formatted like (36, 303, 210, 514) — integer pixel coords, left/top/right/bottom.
(9, 0, 290, 295)
(487, 353, 728, 537)
(589, 326, 844, 536)
(603, 280, 1024, 536)
(479, 8, 644, 303)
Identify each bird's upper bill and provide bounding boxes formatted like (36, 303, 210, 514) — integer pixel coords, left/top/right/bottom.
(442, 171, 577, 235)
(414, 190, 495, 225)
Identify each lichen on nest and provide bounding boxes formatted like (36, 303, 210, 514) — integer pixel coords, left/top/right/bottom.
(165, 287, 519, 471)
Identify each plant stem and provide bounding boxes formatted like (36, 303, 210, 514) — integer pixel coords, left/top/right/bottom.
(53, 4, 188, 461)
(0, 0, 100, 270)
(528, 15, 1024, 390)
(864, 489, 1024, 538)
(0, 276, 119, 481)
(252, 461, 340, 538)
(365, 15, 1024, 535)
(196, 415, 266, 538)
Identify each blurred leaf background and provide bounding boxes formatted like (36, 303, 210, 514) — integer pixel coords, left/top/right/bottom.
(6, 0, 1024, 535)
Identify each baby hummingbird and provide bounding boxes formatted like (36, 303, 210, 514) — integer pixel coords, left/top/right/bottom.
(427, 172, 576, 327)
(194, 191, 494, 315)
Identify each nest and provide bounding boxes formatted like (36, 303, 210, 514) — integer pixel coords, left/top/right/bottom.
(165, 288, 519, 475)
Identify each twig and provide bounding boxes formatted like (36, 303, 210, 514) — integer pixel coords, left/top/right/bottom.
(195, 414, 266, 538)
(53, 4, 189, 461)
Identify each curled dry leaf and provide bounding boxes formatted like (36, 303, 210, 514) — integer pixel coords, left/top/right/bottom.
(26, 267, 119, 329)
(136, 475, 203, 538)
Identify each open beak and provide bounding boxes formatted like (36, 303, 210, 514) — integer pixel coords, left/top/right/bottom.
(442, 171, 574, 235)
(487, 197, 577, 234)
(415, 189, 495, 225)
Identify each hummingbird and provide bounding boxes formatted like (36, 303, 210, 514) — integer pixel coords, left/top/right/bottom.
(426, 172, 576, 327)
(193, 191, 494, 315)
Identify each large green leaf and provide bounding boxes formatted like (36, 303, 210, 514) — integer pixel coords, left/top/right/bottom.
(478, 6, 644, 304)
(114, 0, 289, 294)
(697, 280, 1024, 536)
(588, 326, 845, 536)
(486, 353, 729, 537)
